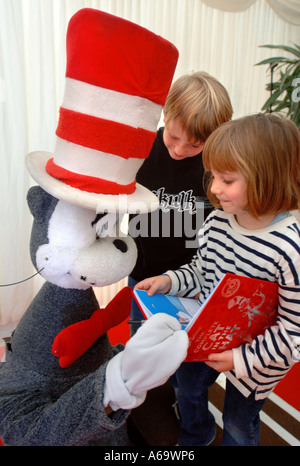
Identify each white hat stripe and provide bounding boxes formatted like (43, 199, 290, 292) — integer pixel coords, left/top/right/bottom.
(62, 77, 162, 132)
(54, 137, 144, 185)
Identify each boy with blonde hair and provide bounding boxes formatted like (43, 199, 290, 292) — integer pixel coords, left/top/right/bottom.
(129, 71, 233, 332)
(164, 71, 233, 141)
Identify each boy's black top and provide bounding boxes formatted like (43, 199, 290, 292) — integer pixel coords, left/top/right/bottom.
(129, 127, 213, 282)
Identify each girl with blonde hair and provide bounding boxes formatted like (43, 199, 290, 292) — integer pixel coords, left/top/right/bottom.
(136, 113, 300, 446)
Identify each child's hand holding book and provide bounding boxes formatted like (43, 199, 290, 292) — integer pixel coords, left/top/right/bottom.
(135, 274, 171, 296)
(206, 350, 234, 372)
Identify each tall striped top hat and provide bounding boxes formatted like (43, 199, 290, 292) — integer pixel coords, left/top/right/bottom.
(26, 8, 178, 213)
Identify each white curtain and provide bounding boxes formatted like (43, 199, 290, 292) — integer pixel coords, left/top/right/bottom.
(202, 0, 300, 25)
(0, 0, 299, 338)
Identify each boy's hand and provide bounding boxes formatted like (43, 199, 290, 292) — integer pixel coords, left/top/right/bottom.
(135, 275, 171, 296)
(205, 350, 234, 372)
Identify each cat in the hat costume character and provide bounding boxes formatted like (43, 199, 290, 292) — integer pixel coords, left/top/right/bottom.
(0, 9, 188, 446)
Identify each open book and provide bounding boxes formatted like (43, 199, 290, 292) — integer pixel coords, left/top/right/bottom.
(133, 273, 278, 361)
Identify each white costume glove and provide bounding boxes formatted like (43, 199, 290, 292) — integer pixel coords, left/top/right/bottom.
(103, 313, 188, 411)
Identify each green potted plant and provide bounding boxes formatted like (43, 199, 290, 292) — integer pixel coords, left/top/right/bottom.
(256, 44, 300, 127)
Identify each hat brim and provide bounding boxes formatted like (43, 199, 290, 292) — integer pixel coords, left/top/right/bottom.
(26, 151, 159, 214)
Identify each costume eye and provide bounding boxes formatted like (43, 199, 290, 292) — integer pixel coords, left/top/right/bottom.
(91, 213, 107, 227)
(94, 213, 120, 238)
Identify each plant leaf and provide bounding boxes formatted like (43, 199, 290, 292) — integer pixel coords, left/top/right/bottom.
(259, 44, 300, 58)
(257, 44, 300, 127)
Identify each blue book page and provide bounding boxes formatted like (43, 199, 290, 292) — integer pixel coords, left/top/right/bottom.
(134, 290, 199, 329)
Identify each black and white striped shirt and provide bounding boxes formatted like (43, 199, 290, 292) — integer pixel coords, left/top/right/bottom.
(166, 209, 300, 400)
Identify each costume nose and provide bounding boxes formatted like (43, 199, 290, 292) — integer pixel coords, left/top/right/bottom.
(113, 239, 128, 253)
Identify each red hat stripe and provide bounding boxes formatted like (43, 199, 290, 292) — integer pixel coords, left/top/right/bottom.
(56, 107, 156, 160)
(46, 157, 136, 195)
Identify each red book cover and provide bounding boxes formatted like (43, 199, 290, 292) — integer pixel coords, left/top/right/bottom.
(133, 273, 278, 361)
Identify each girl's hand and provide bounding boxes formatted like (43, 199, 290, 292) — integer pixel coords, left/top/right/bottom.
(205, 350, 234, 372)
(134, 275, 172, 296)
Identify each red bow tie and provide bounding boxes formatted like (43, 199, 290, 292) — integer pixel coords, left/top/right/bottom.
(52, 286, 133, 368)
